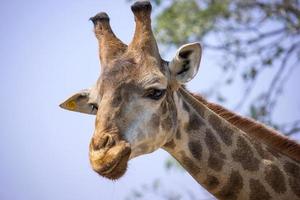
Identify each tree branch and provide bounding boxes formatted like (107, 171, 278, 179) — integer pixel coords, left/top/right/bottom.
(246, 28, 286, 44)
(265, 42, 300, 109)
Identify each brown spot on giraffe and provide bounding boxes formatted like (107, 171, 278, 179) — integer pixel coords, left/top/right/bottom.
(208, 114, 233, 146)
(188, 140, 202, 160)
(185, 112, 204, 132)
(249, 179, 271, 200)
(205, 128, 226, 171)
(264, 163, 286, 193)
(203, 175, 219, 190)
(175, 128, 181, 140)
(232, 136, 259, 171)
(180, 152, 200, 175)
(284, 161, 300, 198)
(150, 114, 160, 128)
(208, 157, 224, 172)
(164, 139, 176, 149)
(251, 138, 274, 160)
(215, 170, 243, 200)
(161, 115, 173, 131)
(161, 95, 177, 132)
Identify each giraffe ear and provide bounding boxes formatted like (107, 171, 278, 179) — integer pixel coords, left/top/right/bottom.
(169, 42, 202, 83)
(59, 88, 98, 115)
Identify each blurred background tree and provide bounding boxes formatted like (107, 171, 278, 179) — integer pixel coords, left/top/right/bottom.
(126, 0, 300, 199)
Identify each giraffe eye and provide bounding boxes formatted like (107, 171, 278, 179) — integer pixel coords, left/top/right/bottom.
(145, 89, 166, 100)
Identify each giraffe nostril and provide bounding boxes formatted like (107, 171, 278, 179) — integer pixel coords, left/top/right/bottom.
(93, 134, 117, 151)
(93, 135, 108, 150)
(106, 136, 116, 148)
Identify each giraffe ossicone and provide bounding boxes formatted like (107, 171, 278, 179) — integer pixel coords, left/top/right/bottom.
(60, 1, 300, 199)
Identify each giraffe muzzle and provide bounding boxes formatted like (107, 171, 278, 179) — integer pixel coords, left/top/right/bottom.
(89, 134, 131, 180)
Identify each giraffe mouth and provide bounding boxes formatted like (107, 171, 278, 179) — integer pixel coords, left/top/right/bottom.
(99, 147, 131, 179)
(89, 141, 131, 180)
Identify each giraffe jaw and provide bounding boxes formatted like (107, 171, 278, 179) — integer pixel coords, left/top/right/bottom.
(89, 141, 131, 180)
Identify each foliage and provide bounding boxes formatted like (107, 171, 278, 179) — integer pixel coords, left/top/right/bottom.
(152, 0, 300, 136)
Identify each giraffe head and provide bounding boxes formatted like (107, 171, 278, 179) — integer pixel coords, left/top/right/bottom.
(60, 1, 202, 180)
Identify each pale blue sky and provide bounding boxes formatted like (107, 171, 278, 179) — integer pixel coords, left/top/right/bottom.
(0, 0, 299, 200)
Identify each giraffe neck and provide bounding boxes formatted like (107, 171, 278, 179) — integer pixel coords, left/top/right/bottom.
(163, 87, 300, 200)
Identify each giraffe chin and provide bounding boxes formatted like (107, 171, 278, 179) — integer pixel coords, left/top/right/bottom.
(89, 142, 131, 180)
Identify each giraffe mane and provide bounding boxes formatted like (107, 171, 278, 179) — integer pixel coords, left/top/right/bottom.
(190, 92, 300, 163)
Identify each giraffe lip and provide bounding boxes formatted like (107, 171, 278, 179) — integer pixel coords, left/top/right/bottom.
(100, 147, 131, 175)
(91, 144, 131, 180)
(90, 140, 131, 180)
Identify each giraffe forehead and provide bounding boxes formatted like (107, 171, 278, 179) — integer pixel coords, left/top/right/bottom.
(100, 57, 167, 89)
(101, 59, 139, 84)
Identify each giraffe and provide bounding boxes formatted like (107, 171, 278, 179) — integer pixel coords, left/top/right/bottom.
(60, 1, 300, 199)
